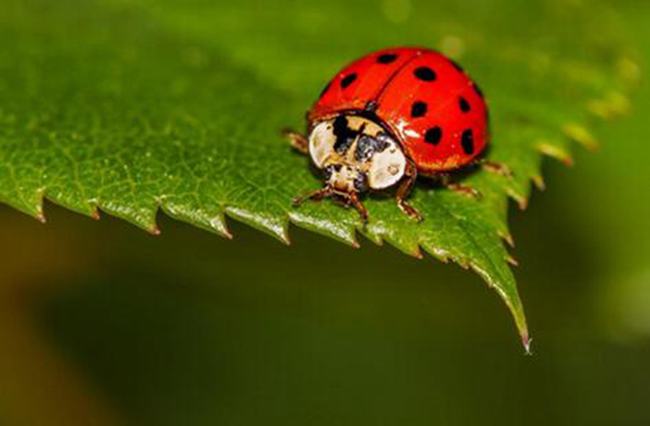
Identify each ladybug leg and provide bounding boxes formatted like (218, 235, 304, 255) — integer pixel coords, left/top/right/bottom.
(282, 128, 309, 155)
(396, 162, 423, 222)
(447, 182, 481, 198)
(439, 174, 482, 199)
(478, 159, 513, 178)
(292, 186, 332, 206)
(347, 192, 369, 224)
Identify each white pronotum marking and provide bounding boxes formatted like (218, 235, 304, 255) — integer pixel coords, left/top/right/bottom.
(367, 137, 406, 189)
(308, 121, 336, 168)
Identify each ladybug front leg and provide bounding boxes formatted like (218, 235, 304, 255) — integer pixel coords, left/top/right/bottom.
(282, 129, 309, 155)
(396, 161, 423, 222)
(292, 186, 332, 206)
(347, 192, 369, 224)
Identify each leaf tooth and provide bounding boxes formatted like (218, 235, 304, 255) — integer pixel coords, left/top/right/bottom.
(226, 206, 290, 245)
(90, 207, 101, 220)
(412, 246, 424, 259)
(73, 201, 101, 220)
(420, 243, 451, 264)
(149, 224, 161, 235)
(503, 177, 530, 204)
(563, 123, 599, 151)
(0, 187, 45, 222)
(158, 201, 233, 239)
(392, 242, 424, 259)
(522, 335, 533, 356)
(40, 187, 101, 219)
(147, 206, 161, 235)
(506, 255, 519, 267)
(35, 190, 46, 223)
(288, 211, 358, 248)
(373, 231, 423, 259)
(457, 258, 471, 270)
(499, 230, 515, 248)
(36, 211, 47, 224)
(359, 230, 387, 250)
(587, 91, 631, 119)
(358, 226, 384, 246)
(536, 141, 574, 166)
(209, 214, 233, 239)
(532, 175, 546, 191)
(506, 188, 528, 210)
(97, 202, 159, 235)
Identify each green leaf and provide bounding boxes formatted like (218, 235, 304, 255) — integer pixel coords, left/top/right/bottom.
(0, 0, 636, 348)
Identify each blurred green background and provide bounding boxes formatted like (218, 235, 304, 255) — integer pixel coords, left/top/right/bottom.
(1, 1, 649, 425)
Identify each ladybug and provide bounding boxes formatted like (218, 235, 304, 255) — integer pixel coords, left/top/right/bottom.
(285, 47, 500, 222)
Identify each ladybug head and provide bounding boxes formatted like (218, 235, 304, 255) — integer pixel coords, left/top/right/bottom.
(308, 114, 406, 195)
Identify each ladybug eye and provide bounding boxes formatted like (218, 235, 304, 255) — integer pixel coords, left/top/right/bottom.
(354, 173, 369, 192)
(355, 135, 387, 162)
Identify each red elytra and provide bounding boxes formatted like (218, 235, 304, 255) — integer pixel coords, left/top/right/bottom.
(308, 47, 489, 174)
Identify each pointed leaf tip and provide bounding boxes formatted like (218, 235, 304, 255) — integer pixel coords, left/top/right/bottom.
(0, 0, 631, 349)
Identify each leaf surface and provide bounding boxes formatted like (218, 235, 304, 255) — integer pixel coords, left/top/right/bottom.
(0, 0, 637, 347)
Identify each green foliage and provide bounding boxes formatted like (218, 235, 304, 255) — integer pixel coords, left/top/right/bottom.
(0, 0, 636, 346)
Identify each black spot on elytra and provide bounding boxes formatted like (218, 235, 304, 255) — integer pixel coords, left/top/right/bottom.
(424, 126, 442, 145)
(332, 115, 357, 154)
(340, 73, 357, 89)
(473, 83, 484, 98)
(459, 96, 471, 113)
(411, 101, 427, 118)
(414, 66, 436, 81)
(377, 53, 398, 64)
(461, 129, 474, 154)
